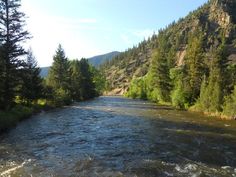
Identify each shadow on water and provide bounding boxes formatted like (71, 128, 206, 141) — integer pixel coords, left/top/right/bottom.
(0, 96, 236, 177)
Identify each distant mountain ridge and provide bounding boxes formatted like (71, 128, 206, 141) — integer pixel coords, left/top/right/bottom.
(88, 51, 120, 67)
(40, 51, 120, 77)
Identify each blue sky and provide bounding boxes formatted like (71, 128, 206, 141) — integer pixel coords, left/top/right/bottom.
(21, 0, 208, 67)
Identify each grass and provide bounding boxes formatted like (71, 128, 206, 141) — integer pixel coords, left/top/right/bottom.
(0, 99, 55, 133)
(0, 105, 33, 132)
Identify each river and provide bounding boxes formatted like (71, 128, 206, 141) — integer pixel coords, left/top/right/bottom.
(0, 96, 236, 177)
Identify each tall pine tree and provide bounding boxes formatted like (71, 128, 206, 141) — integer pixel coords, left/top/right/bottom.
(19, 49, 42, 104)
(0, 0, 30, 109)
(69, 59, 97, 101)
(185, 31, 205, 104)
(197, 43, 227, 112)
(46, 44, 71, 105)
(70, 60, 82, 101)
(149, 32, 171, 103)
(78, 58, 96, 100)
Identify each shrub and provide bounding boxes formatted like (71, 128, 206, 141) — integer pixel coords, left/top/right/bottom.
(223, 86, 236, 118)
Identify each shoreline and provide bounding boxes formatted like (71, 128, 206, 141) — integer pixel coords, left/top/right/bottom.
(0, 104, 55, 134)
(122, 95, 236, 121)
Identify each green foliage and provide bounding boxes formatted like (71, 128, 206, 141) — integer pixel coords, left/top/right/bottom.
(170, 68, 190, 109)
(195, 44, 227, 113)
(148, 33, 172, 103)
(47, 45, 71, 91)
(0, 105, 33, 132)
(46, 46, 98, 104)
(0, 0, 30, 110)
(90, 66, 106, 95)
(19, 49, 43, 104)
(223, 86, 236, 118)
(53, 88, 71, 106)
(75, 58, 97, 100)
(185, 31, 205, 103)
(70, 58, 97, 101)
(126, 77, 147, 99)
(70, 60, 82, 100)
(226, 64, 236, 91)
(102, 0, 236, 119)
(196, 76, 222, 113)
(46, 45, 72, 105)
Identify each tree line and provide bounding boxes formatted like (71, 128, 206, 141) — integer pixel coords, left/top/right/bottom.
(122, 1, 236, 119)
(126, 28, 236, 119)
(0, 0, 103, 113)
(45, 44, 103, 106)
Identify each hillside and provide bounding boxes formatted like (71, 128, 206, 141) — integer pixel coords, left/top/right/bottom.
(101, 0, 236, 95)
(40, 51, 120, 77)
(40, 67, 50, 78)
(88, 51, 120, 67)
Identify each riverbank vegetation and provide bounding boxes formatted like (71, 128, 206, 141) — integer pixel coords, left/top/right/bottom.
(0, 0, 104, 132)
(101, 0, 236, 120)
(126, 28, 236, 119)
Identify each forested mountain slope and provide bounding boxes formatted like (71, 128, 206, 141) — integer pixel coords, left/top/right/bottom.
(101, 0, 236, 96)
(88, 51, 120, 67)
(101, 0, 236, 118)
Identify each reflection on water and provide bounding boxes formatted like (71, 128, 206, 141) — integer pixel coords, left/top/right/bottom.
(0, 96, 236, 177)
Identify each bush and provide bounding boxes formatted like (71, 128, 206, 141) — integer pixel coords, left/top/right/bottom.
(171, 81, 189, 109)
(170, 68, 190, 109)
(53, 88, 72, 106)
(0, 105, 33, 132)
(126, 77, 147, 100)
(223, 86, 236, 118)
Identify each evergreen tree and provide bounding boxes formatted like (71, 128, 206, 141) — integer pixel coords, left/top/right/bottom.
(0, 0, 30, 109)
(170, 68, 189, 108)
(78, 58, 96, 100)
(126, 77, 147, 99)
(90, 66, 106, 96)
(223, 85, 236, 118)
(19, 49, 42, 104)
(70, 60, 82, 101)
(196, 43, 227, 112)
(185, 31, 205, 104)
(149, 33, 171, 103)
(46, 44, 71, 105)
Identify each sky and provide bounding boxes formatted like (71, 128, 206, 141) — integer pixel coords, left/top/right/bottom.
(21, 0, 208, 67)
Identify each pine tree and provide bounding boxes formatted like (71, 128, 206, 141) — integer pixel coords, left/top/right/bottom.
(19, 49, 42, 104)
(70, 60, 82, 101)
(46, 44, 71, 105)
(0, 0, 30, 109)
(197, 43, 227, 113)
(223, 85, 236, 118)
(90, 66, 106, 96)
(170, 68, 189, 108)
(78, 58, 96, 100)
(69, 58, 97, 101)
(185, 31, 205, 104)
(149, 33, 171, 103)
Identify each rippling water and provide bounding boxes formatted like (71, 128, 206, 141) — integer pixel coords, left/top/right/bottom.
(0, 96, 236, 177)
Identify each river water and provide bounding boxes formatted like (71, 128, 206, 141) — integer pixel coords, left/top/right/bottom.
(0, 96, 236, 177)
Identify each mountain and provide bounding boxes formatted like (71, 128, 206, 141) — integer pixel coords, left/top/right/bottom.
(40, 67, 50, 78)
(101, 0, 236, 95)
(40, 51, 120, 77)
(88, 51, 120, 67)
